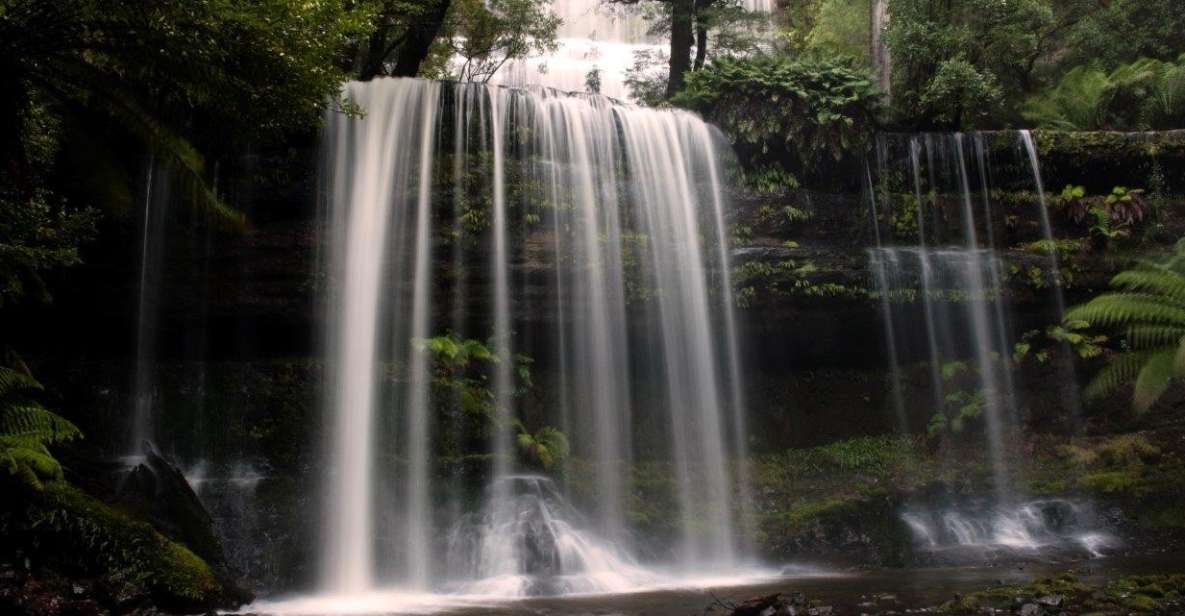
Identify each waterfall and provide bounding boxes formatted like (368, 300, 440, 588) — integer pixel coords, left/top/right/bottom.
(128, 155, 170, 460)
(320, 80, 441, 593)
(1019, 130, 1068, 317)
(869, 133, 1048, 505)
(494, 0, 774, 98)
(317, 77, 750, 599)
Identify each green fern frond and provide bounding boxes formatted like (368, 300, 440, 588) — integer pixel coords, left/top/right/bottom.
(1065, 293, 1185, 328)
(0, 364, 82, 490)
(1124, 326, 1185, 350)
(0, 437, 62, 489)
(0, 366, 44, 398)
(1110, 269, 1185, 302)
(1083, 352, 1152, 402)
(0, 404, 82, 444)
(1134, 351, 1177, 414)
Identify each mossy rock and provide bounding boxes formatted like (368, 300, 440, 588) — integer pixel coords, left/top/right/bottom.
(2, 481, 246, 613)
(940, 573, 1185, 614)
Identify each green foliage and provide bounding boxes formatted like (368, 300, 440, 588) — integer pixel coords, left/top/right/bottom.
(1022, 66, 1113, 130)
(0, 0, 372, 231)
(673, 54, 880, 175)
(515, 425, 569, 471)
(917, 57, 1004, 128)
(1021, 238, 1087, 258)
(1059, 0, 1185, 73)
(1024, 55, 1185, 130)
(624, 48, 670, 107)
(927, 360, 1003, 438)
(769, 435, 915, 479)
(416, 334, 501, 417)
(0, 190, 98, 307)
(0, 366, 81, 491)
(739, 165, 800, 194)
(886, 0, 1051, 128)
(442, 0, 560, 82)
(1066, 240, 1185, 413)
(803, 0, 872, 62)
(889, 194, 921, 241)
(756, 203, 812, 234)
(734, 258, 864, 307)
(1055, 184, 1090, 224)
(1104, 186, 1148, 227)
(1015, 321, 1107, 365)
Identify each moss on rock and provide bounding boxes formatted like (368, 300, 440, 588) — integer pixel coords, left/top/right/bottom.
(2, 480, 241, 612)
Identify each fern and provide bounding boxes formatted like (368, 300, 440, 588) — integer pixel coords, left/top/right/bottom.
(0, 366, 81, 490)
(1068, 241, 1185, 413)
(1026, 55, 1185, 131)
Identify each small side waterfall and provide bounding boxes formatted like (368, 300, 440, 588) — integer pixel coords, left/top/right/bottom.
(867, 132, 1070, 504)
(128, 155, 171, 460)
(867, 132, 1109, 555)
(317, 78, 751, 599)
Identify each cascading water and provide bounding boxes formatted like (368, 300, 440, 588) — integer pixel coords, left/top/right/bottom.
(495, 0, 773, 98)
(867, 132, 1113, 556)
(900, 499, 1119, 560)
(869, 133, 1020, 501)
(313, 77, 754, 604)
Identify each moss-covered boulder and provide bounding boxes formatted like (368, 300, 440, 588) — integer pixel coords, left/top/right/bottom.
(0, 481, 248, 613)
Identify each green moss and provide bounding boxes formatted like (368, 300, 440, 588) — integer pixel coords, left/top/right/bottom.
(783, 497, 849, 529)
(17, 482, 223, 606)
(1079, 467, 1153, 495)
(942, 573, 1185, 614)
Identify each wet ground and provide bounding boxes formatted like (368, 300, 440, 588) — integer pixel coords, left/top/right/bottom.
(246, 553, 1185, 615)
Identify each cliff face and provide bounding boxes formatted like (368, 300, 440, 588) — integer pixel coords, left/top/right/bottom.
(17, 130, 1185, 586)
(26, 131, 1185, 443)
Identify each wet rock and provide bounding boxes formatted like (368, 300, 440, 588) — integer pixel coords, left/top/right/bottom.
(1019, 602, 1041, 616)
(1036, 594, 1062, 607)
(728, 592, 819, 616)
(118, 447, 226, 568)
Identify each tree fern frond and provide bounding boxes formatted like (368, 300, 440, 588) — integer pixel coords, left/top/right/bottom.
(0, 404, 82, 444)
(1066, 293, 1185, 329)
(1134, 351, 1177, 414)
(0, 366, 43, 398)
(0, 438, 62, 490)
(1110, 269, 1185, 303)
(1084, 352, 1152, 401)
(1124, 326, 1185, 350)
(1175, 336, 1185, 380)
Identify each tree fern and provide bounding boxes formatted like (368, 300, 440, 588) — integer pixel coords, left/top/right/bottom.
(1067, 241, 1185, 413)
(0, 366, 81, 490)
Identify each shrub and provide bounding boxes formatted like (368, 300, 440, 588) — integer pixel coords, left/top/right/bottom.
(1024, 55, 1185, 130)
(673, 54, 880, 177)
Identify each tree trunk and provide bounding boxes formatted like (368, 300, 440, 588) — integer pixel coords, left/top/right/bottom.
(392, 0, 453, 78)
(694, 25, 708, 70)
(666, 0, 695, 97)
(359, 28, 393, 80)
(693, 0, 713, 71)
(870, 0, 892, 98)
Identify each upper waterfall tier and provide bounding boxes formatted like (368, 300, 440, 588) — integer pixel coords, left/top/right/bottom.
(493, 0, 774, 98)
